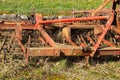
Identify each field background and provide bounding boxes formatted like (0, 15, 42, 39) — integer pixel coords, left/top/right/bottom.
(0, 0, 120, 80)
(0, 0, 110, 15)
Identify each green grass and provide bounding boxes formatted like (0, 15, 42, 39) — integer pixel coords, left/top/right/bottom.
(0, 0, 110, 15)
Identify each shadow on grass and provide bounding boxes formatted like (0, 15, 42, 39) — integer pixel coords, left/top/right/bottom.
(28, 55, 120, 68)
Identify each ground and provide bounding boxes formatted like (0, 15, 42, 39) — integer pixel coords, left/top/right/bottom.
(0, 57, 120, 80)
(0, 0, 120, 80)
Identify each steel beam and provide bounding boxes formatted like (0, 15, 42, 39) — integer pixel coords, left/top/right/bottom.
(0, 24, 35, 29)
(27, 46, 83, 56)
(98, 47, 120, 55)
(92, 0, 110, 16)
(38, 16, 108, 24)
(37, 26, 56, 47)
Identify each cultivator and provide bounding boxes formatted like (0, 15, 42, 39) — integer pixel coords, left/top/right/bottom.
(0, 0, 120, 64)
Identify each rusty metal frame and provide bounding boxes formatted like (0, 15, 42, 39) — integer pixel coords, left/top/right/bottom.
(1, 0, 120, 65)
(98, 47, 120, 55)
(90, 13, 114, 57)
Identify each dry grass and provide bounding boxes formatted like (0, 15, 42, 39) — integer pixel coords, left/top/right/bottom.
(0, 57, 120, 80)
